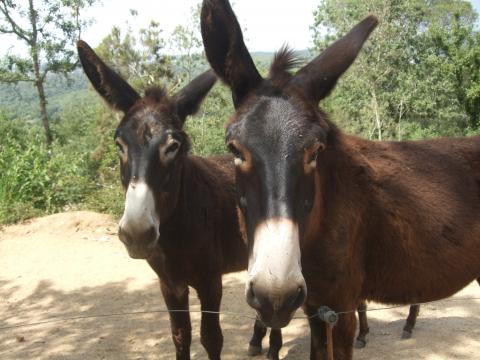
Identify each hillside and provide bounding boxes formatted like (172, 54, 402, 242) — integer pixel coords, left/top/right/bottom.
(0, 51, 312, 121)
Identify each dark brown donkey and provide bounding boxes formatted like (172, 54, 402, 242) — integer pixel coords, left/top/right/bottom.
(77, 41, 285, 360)
(201, 1, 480, 359)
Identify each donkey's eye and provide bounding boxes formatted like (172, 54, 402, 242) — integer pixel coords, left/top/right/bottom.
(115, 141, 124, 154)
(161, 139, 182, 162)
(165, 141, 180, 156)
(308, 151, 318, 165)
(227, 142, 245, 166)
(306, 143, 325, 169)
(115, 139, 128, 163)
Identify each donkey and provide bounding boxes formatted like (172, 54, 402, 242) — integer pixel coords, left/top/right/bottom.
(77, 40, 285, 360)
(200, 1, 480, 359)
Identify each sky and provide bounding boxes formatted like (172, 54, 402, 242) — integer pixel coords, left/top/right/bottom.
(80, 0, 320, 52)
(79, 0, 480, 51)
(1, 0, 480, 56)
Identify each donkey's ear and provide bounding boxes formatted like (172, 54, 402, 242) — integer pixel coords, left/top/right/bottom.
(173, 70, 217, 122)
(77, 40, 140, 113)
(293, 15, 378, 104)
(201, 0, 262, 108)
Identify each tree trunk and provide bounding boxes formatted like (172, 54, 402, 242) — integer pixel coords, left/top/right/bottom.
(29, 0, 52, 145)
(372, 89, 382, 141)
(467, 99, 480, 130)
(34, 78, 52, 145)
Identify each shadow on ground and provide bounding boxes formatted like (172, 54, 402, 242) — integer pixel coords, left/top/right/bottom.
(1, 277, 479, 360)
(0, 212, 478, 359)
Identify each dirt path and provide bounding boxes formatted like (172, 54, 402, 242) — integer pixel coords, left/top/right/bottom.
(0, 211, 479, 359)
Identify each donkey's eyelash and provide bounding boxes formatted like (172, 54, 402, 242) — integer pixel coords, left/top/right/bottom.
(115, 141, 124, 153)
(165, 141, 180, 155)
(308, 152, 318, 163)
(227, 143, 244, 161)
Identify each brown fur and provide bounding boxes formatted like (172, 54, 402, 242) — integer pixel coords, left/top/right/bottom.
(77, 39, 287, 360)
(200, 2, 480, 358)
(302, 132, 480, 359)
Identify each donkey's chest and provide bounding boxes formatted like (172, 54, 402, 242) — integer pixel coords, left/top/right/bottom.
(154, 234, 223, 278)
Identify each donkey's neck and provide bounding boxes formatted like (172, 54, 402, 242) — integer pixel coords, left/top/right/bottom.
(155, 153, 245, 275)
(159, 154, 236, 242)
(158, 156, 201, 235)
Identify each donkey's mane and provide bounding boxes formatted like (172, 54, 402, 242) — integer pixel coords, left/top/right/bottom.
(144, 86, 169, 103)
(269, 45, 304, 80)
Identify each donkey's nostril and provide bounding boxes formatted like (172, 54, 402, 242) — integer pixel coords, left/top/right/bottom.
(148, 226, 157, 240)
(293, 286, 307, 308)
(118, 226, 132, 246)
(246, 281, 262, 311)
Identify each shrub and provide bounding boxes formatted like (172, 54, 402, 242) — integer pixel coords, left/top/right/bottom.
(0, 115, 92, 224)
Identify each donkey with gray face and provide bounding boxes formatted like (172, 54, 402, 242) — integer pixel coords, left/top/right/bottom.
(201, 1, 480, 359)
(77, 40, 286, 359)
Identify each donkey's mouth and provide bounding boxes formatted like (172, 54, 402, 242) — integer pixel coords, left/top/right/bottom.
(123, 236, 159, 260)
(256, 310, 295, 329)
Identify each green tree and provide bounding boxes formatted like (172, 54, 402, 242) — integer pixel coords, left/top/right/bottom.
(312, 0, 480, 140)
(0, 0, 97, 144)
(424, 11, 480, 130)
(168, 4, 206, 86)
(96, 11, 173, 92)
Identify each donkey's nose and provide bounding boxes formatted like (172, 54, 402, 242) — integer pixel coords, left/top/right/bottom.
(118, 224, 158, 259)
(118, 225, 157, 245)
(246, 280, 306, 328)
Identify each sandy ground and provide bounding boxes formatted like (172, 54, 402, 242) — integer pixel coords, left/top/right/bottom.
(0, 211, 479, 360)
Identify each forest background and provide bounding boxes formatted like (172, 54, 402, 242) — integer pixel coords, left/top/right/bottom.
(0, 0, 479, 224)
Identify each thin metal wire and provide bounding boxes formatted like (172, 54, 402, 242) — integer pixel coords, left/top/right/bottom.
(338, 297, 480, 315)
(0, 309, 258, 331)
(1, 297, 479, 332)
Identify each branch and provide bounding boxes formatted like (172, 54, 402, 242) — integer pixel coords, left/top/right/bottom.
(37, 3, 60, 36)
(0, 77, 34, 83)
(0, 1, 31, 43)
(0, 72, 35, 83)
(40, 68, 49, 82)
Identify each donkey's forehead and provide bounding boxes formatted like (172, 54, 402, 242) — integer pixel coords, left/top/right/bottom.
(231, 96, 321, 149)
(116, 106, 176, 144)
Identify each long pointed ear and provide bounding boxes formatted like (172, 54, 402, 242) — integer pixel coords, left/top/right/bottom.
(293, 15, 378, 104)
(173, 69, 217, 123)
(201, 0, 262, 108)
(77, 40, 140, 113)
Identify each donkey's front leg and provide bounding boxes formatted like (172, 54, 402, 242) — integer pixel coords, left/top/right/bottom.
(248, 319, 267, 356)
(160, 281, 192, 360)
(247, 321, 283, 359)
(306, 305, 326, 360)
(197, 274, 223, 360)
(267, 328, 283, 360)
(332, 311, 356, 360)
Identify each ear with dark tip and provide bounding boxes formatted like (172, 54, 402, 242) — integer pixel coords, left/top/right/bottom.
(201, 0, 262, 108)
(293, 15, 378, 104)
(77, 40, 140, 113)
(173, 69, 217, 123)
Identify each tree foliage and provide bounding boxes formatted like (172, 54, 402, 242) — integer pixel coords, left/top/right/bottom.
(0, 0, 97, 144)
(95, 11, 174, 92)
(312, 0, 480, 140)
(168, 4, 206, 85)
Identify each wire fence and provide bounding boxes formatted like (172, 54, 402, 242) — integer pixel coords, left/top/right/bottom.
(1, 296, 479, 332)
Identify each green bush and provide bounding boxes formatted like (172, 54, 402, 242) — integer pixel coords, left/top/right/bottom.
(0, 95, 126, 224)
(82, 115, 124, 217)
(0, 115, 92, 224)
(186, 84, 232, 156)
